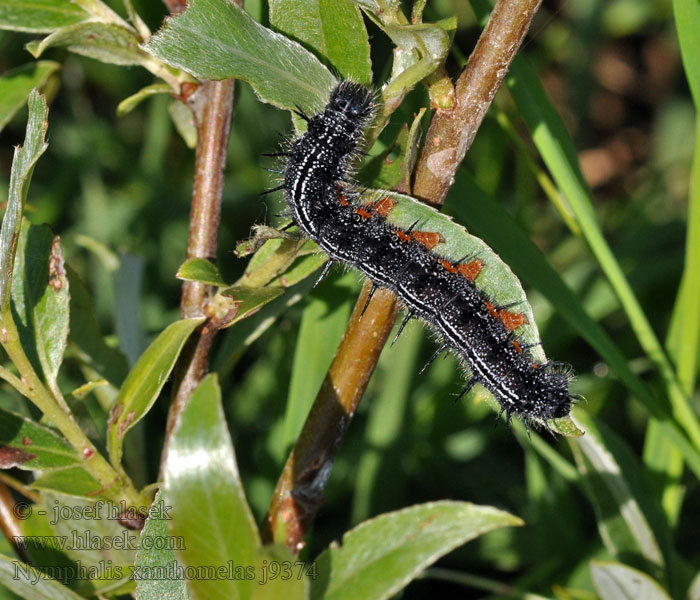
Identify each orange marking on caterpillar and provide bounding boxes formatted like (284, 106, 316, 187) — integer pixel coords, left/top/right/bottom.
(355, 207, 373, 219)
(440, 259, 457, 274)
(498, 310, 526, 331)
(395, 230, 412, 242)
(372, 197, 396, 217)
(512, 340, 523, 353)
(411, 231, 443, 250)
(485, 301, 498, 318)
(456, 259, 483, 282)
(532, 362, 540, 370)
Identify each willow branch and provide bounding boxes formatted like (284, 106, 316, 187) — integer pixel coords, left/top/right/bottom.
(263, 0, 543, 552)
(159, 78, 235, 475)
(159, 0, 242, 474)
(413, 0, 542, 207)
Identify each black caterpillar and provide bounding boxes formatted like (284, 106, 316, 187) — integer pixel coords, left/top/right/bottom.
(267, 81, 573, 426)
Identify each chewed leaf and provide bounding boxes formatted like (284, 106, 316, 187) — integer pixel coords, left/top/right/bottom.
(10, 223, 70, 398)
(220, 286, 285, 327)
(362, 190, 542, 355)
(26, 22, 148, 66)
(145, 0, 337, 113)
(0, 408, 79, 470)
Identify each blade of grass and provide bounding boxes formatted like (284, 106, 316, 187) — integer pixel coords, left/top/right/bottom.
(645, 0, 700, 540)
(446, 173, 700, 480)
(505, 48, 700, 451)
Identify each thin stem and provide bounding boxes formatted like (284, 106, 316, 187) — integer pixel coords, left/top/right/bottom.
(263, 0, 543, 553)
(0, 364, 30, 397)
(0, 472, 40, 504)
(160, 76, 237, 474)
(0, 314, 140, 507)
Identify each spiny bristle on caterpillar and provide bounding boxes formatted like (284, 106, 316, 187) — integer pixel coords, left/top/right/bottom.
(264, 80, 575, 427)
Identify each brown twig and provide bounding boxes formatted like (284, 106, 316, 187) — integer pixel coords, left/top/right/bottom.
(158, 0, 242, 476)
(160, 78, 235, 474)
(263, 283, 399, 549)
(263, 0, 542, 552)
(413, 0, 543, 207)
(0, 483, 31, 564)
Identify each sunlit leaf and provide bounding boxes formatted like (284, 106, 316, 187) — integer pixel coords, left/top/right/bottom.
(269, 0, 371, 85)
(145, 0, 336, 112)
(591, 561, 671, 600)
(135, 490, 190, 600)
(177, 258, 227, 287)
(0, 0, 88, 33)
(107, 318, 204, 468)
(311, 501, 522, 600)
(0, 91, 48, 315)
(163, 374, 260, 600)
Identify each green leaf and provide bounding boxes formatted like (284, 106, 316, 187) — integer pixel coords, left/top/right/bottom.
(107, 317, 204, 468)
(145, 0, 337, 112)
(237, 233, 325, 289)
(35, 493, 136, 592)
(219, 286, 286, 327)
(177, 258, 227, 287)
(269, 0, 372, 85)
(26, 22, 148, 66)
(310, 501, 522, 600)
(10, 223, 70, 397)
(0, 62, 60, 133)
(359, 108, 426, 191)
(31, 467, 110, 500)
(66, 264, 129, 388)
(116, 83, 173, 117)
(0, 0, 89, 33)
(169, 99, 197, 149)
(674, 0, 700, 110)
(251, 545, 309, 600)
(163, 374, 260, 600)
(571, 412, 665, 569)
(0, 408, 79, 470)
(0, 90, 48, 315)
(19, 510, 83, 594)
(591, 562, 671, 600)
(0, 554, 85, 600)
(358, 189, 581, 434)
(135, 490, 190, 600)
(379, 20, 452, 100)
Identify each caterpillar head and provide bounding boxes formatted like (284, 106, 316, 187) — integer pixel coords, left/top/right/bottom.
(328, 82, 375, 121)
